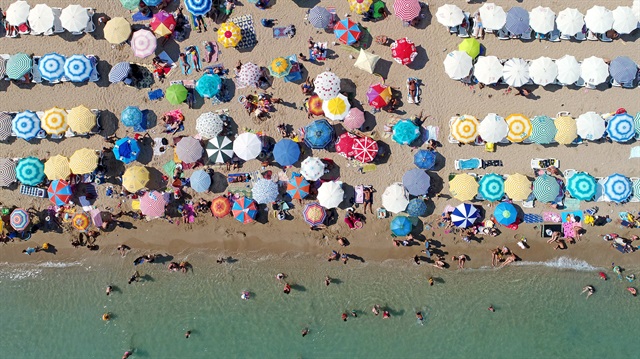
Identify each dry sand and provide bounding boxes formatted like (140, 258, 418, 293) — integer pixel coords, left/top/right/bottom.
(0, 0, 638, 269)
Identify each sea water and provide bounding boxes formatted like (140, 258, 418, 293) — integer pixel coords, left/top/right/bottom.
(0, 255, 637, 358)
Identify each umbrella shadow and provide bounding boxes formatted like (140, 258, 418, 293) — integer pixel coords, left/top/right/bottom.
(211, 172, 229, 193)
(293, 0, 321, 8)
(255, 204, 269, 224)
(360, 110, 377, 132)
(98, 110, 118, 138)
(408, 46, 429, 71)
(142, 110, 158, 130)
(428, 173, 445, 197)
(94, 59, 112, 88)
(135, 137, 154, 165)
(372, 141, 391, 165)
(339, 78, 358, 98)
(102, 152, 125, 177)
(339, 183, 355, 210)
(431, 152, 446, 171)
(146, 167, 166, 190)
(374, 58, 393, 79)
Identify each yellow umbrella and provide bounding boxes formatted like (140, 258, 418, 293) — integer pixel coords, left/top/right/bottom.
(72, 212, 90, 232)
(41, 107, 68, 135)
(504, 173, 531, 201)
(321, 94, 350, 121)
(449, 173, 479, 201)
(450, 115, 479, 143)
(44, 155, 71, 180)
(217, 22, 242, 48)
(123, 166, 149, 192)
(67, 105, 96, 134)
(505, 113, 532, 142)
(104, 17, 131, 44)
(349, 0, 373, 14)
(268, 57, 292, 78)
(69, 148, 98, 174)
(554, 116, 577, 145)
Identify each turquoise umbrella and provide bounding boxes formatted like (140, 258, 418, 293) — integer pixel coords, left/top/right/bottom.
(390, 216, 412, 236)
(195, 74, 222, 98)
(16, 157, 45, 186)
(392, 119, 420, 145)
(494, 202, 517, 225)
(567, 172, 596, 201)
(529, 115, 557, 144)
(532, 174, 561, 203)
(6, 53, 32, 80)
(478, 173, 505, 201)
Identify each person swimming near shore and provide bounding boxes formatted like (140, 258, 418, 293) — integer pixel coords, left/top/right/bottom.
(599, 272, 608, 280)
(241, 291, 250, 300)
(185, 330, 191, 338)
(350, 310, 357, 318)
(102, 313, 110, 321)
(302, 328, 309, 337)
(372, 304, 380, 316)
(416, 311, 424, 323)
(488, 305, 495, 312)
(627, 287, 637, 296)
(283, 283, 291, 294)
(325, 276, 331, 286)
(383, 311, 390, 319)
(128, 271, 140, 284)
(276, 273, 286, 281)
(106, 285, 112, 296)
(122, 350, 133, 359)
(428, 277, 434, 286)
(581, 285, 595, 299)
(342, 312, 348, 322)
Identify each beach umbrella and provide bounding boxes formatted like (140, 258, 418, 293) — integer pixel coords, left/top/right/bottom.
(0, 158, 17, 187)
(413, 150, 436, 170)
(335, 132, 357, 158)
(16, 157, 45, 185)
(603, 174, 632, 203)
(196, 112, 224, 139)
(585, 6, 614, 33)
(607, 113, 635, 143)
(233, 133, 262, 161)
(304, 119, 334, 149)
(478, 113, 508, 143)
(236, 62, 260, 88)
(150, 11, 176, 37)
(555, 55, 581, 85)
(436, 4, 464, 27)
(48, 180, 73, 206)
(6, 53, 32, 80)
(479, 3, 506, 30)
(39, 53, 66, 82)
(206, 136, 233, 163)
(354, 49, 380, 74)
(350, 0, 373, 14)
(576, 112, 605, 140)
(335, 18, 361, 45)
(131, 29, 157, 58)
(303, 203, 326, 226)
(473, 56, 503, 85)
(506, 7, 530, 35)
(451, 203, 479, 228)
(305, 95, 323, 117)
(218, 22, 242, 48)
(478, 173, 505, 202)
(391, 216, 412, 235)
(113, 137, 140, 164)
(10, 208, 29, 232)
(344, 108, 365, 130)
(634, 0, 640, 22)
(406, 198, 427, 217)
(502, 58, 529, 87)
(317, 181, 344, 209)
(505, 114, 531, 143)
(382, 182, 409, 214)
(402, 169, 430, 196)
(314, 72, 341, 101)
(532, 174, 561, 203)
(633, 179, 640, 202)
(366, 83, 392, 109)
(69, 148, 98, 174)
(0, 113, 10, 141)
(504, 173, 531, 201)
(529, 6, 555, 34)
(529, 57, 558, 86)
(140, 191, 168, 218)
(443, 51, 472, 80)
(556, 8, 584, 35)
(60, 4, 89, 33)
(393, 0, 421, 22)
(567, 172, 597, 201)
(554, 116, 577, 145)
(232, 197, 258, 224)
(41, 107, 68, 135)
(109, 62, 131, 84)
(64, 55, 92, 82)
(353, 137, 378, 163)
(196, 74, 222, 98)
(392, 119, 420, 145)
(581, 56, 609, 86)
(12, 111, 41, 141)
(308, 6, 331, 28)
(44, 155, 70, 180)
(166, 84, 188, 105)
(300, 157, 325, 181)
(529, 115, 557, 144)
(189, 170, 211, 193)
(120, 0, 139, 11)
(6, 1, 30, 25)
(273, 139, 300, 167)
(104, 17, 131, 44)
(612, 6, 637, 34)
(322, 94, 351, 121)
(121, 106, 143, 128)
(210, 196, 231, 218)
(458, 38, 480, 59)
(609, 56, 637, 84)
(391, 38, 418, 65)
(449, 174, 478, 202)
(450, 115, 479, 144)
(268, 57, 292, 78)
(635, 112, 640, 139)
(185, 0, 212, 16)
(28, 4, 54, 34)
(494, 202, 517, 226)
(175, 137, 203, 163)
(287, 176, 310, 200)
(123, 166, 149, 192)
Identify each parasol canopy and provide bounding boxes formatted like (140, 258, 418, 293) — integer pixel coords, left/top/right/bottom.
(529, 115, 557, 144)
(304, 119, 334, 149)
(60, 4, 89, 33)
(39, 53, 66, 82)
(393, 0, 421, 22)
(48, 180, 73, 206)
(6, 1, 30, 25)
(449, 173, 478, 202)
(494, 202, 517, 226)
(366, 83, 392, 109)
(450, 115, 479, 144)
(28, 4, 54, 34)
(567, 172, 597, 201)
(505, 114, 532, 143)
(196, 112, 224, 139)
(473, 56, 503, 85)
(556, 8, 584, 35)
(344, 108, 365, 130)
(307, 95, 324, 116)
(458, 38, 480, 59)
(6, 53, 32, 80)
(218, 21, 242, 48)
(308, 6, 331, 29)
(104, 17, 132, 44)
(478, 173, 505, 201)
(322, 94, 351, 121)
(334, 18, 361, 45)
(349, 0, 373, 14)
(131, 29, 157, 58)
(436, 4, 464, 27)
(140, 191, 168, 218)
(505, 7, 530, 35)
(406, 198, 427, 217)
(554, 116, 578, 145)
(252, 179, 279, 204)
(12, 111, 40, 141)
(232, 197, 258, 224)
(273, 139, 300, 167)
(392, 119, 420, 145)
(287, 175, 310, 200)
(413, 150, 436, 170)
(402, 169, 430, 196)
(609, 56, 638, 85)
(317, 181, 344, 209)
(478, 113, 508, 143)
(0, 158, 17, 187)
(390, 216, 412, 236)
(64, 54, 92, 82)
(576, 112, 605, 141)
(196, 74, 222, 98)
(185, 0, 212, 16)
(584, 5, 613, 33)
(381, 182, 409, 214)
(190, 170, 211, 193)
(10, 208, 29, 231)
(16, 157, 45, 186)
(555, 55, 581, 85)
(236, 62, 260, 88)
(354, 49, 380, 74)
(451, 203, 479, 228)
(529, 6, 555, 34)
(313, 72, 341, 100)
(150, 11, 176, 37)
(607, 113, 635, 143)
(44, 155, 70, 180)
(122, 166, 149, 192)
(529, 57, 558, 86)
(503, 58, 530, 87)
(69, 148, 98, 174)
(109, 62, 131, 83)
(443, 51, 472, 80)
(175, 137, 203, 163)
(505, 173, 531, 201)
(303, 202, 327, 226)
(603, 173, 632, 203)
(580, 56, 609, 86)
(113, 137, 140, 164)
(166, 84, 188, 105)
(121, 106, 143, 128)
(206, 136, 233, 163)
(532, 174, 561, 203)
(352, 136, 378, 163)
(268, 57, 292, 78)
(210, 196, 231, 218)
(391, 37, 418, 65)
(612, 6, 638, 34)
(233, 133, 262, 161)
(478, 3, 506, 30)
(300, 157, 325, 181)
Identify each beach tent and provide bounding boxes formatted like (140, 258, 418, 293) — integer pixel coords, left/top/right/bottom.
(473, 56, 503, 85)
(0, 158, 17, 187)
(554, 116, 577, 145)
(390, 216, 412, 236)
(478, 173, 505, 202)
(252, 179, 279, 204)
(60, 4, 89, 33)
(478, 113, 508, 143)
(443, 51, 472, 80)
(449, 173, 478, 202)
(304, 119, 334, 149)
(503, 58, 530, 87)
(233, 133, 261, 161)
(567, 172, 597, 201)
(529, 6, 555, 34)
(41, 107, 68, 135)
(555, 55, 581, 85)
(64, 55, 92, 82)
(381, 182, 410, 214)
(366, 83, 392, 109)
(392, 119, 420, 145)
(196, 112, 224, 139)
(413, 150, 436, 170)
(478, 3, 506, 30)
(109, 62, 131, 83)
(113, 137, 140, 164)
(529, 115, 557, 144)
(232, 197, 258, 224)
(6, 1, 30, 25)
(28, 4, 54, 34)
(612, 6, 637, 34)
(303, 203, 326, 226)
(300, 157, 325, 181)
(39, 53, 66, 82)
(451, 203, 479, 228)
(44, 155, 70, 180)
(206, 136, 233, 164)
(436, 4, 464, 27)
(122, 166, 149, 192)
(607, 113, 635, 143)
(190, 170, 211, 193)
(48, 180, 73, 206)
(322, 94, 351, 121)
(218, 22, 242, 48)
(494, 202, 517, 226)
(313, 72, 341, 100)
(458, 38, 480, 59)
(580, 56, 609, 86)
(12, 111, 40, 141)
(69, 148, 98, 175)
(236, 62, 260, 88)
(505, 7, 530, 35)
(196, 74, 222, 98)
(67, 105, 96, 134)
(287, 175, 310, 200)
(104, 17, 132, 44)
(609, 56, 638, 85)
(406, 198, 427, 217)
(6, 53, 32, 80)
(10, 208, 29, 232)
(131, 29, 157, 58)
(556, 8, 584, 35)
(344, 108, 366, 130)
(16, 157, 45, 186)
(308, 6, 331, 29)
(353, 137, 378, 163)
(505, 114, 532, 143)
(529, 57, 558, 86)
(185, 0, 212, 16)
(269, 57, 292, 78)
(504, 173, 531, 201)
(354, 49, 380, 74)
(532, 174, 561, 203)
(393, 0, 421, 22)
(450, 115, 479, 144)
(391, 38, 418, 65)
(150, 11, 176, 37)
(175, 137, 203, 163)
(603, 173, 632, 203)
(166, 84, 188, 105)
(402, 169, 430, 196)
(317, 181, 344, 209)
(584, 6, 613, 33)
(273, 139, 300, 167)
(210, 196, 231, 218)
(576, 112, 605, 140)
(140, 191, 168, 218)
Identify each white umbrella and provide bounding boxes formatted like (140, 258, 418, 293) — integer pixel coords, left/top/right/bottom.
(529, 57, 558, 86)
(313, 72, 341, 100)
(612, 6, 638, 34)
(317, 181, 344, 209)
(321, 94, 350, 121)
(60, 4, 89, 33)
(502, 58, 529, 87)
(478, 113, 508, 143)
(196, 112, 224, 139)
(443, 51, 472, 80)
(28, 4, 54, 34)
(556, 8, 584, 35)
(633, 0, 640, 23)
(435, 4, 464, 27)
(584, 6, 613, 33)
(252, 179, 279, 204)
(555, 55, 580, 85)
(473, 56, 503, 84)
(478, 3, 506, 30)
(580, 56, 609, 86)
(576, 112, 606, 140)
(300, 157, 325, 181)
(382, 182, 409, 214)
(529, 6, 555, 34)
(6, 1, 30, 25)
(232, 133, 262, 161)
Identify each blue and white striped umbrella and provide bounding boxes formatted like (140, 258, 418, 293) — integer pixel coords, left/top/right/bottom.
(609, 56, 637, 84)
(252, 178, 279, 204)
(506, 7, 530, 35)
(603, 173, 632, 203)
(12, 111, 41, 141)
(64, 54, 92, 82)
(451, 203, 479, 228)
(185, 0, 212, 16)
(406, 198, 427, 217)
(567, 172, 596, 201)
(39, 53, 66, 82)
(109, 62, 130, 83)
(607, 113, 635, 143)
(308, 6, 331, 28)
(16, 157, 45, 186)
(190, 170, 212, 193)
(402, 169, 431, 196)
(478, 173, 505, 202)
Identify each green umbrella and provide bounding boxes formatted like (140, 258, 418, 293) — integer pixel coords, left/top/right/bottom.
(120, 0, 139, 11)
(166, 84, 188, 105)
(6, 53, 32, 80)
(529, 115, 557, 144)
(532, 174, 561, 203)
(458, 38, 480, 59)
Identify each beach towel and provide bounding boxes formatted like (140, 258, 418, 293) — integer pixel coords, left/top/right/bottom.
(158, 51, 177, 75)
(204, 42, 219, 63)
(563, 198, 581, 211)
(562, 211, 583, 223)
(273, 27, 288, 38)
(522, 213, 543, 223)
(229, 15, 258, 50)
(562, 221, 581, 239)
(187, 46, 201, 74)
(148, 89, 164, 101)
(543, 212, 561, 223)
(483, 160, 503, 167)
(630, 146, 640, 159)
(132, 11, 153, 22)
(541, 224, 562, 237)
(423, 125, 439, 142)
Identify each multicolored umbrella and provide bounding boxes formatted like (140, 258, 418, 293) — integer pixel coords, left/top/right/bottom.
(308, 6, 331, 28)
(131, 29, 157, 58)
(303, 203, 326, 226)
(69, 148, 98, 175)
(402, 169, 430, 196)
(210, 196, 231, 218)
(322, 94, 351, 121)
(391, 37, 418, 65)
(494, 202, 517, 226)
(366, 83, 392, 109)
(12, 111, 41, 141)
(113, 137, 140, 164)
(218, 22, 242, 48)
(121, 106, 143, 128)
(390, 215, 412, 236)
(529, 6, 556, 34)
(196, 74, 222, 98)
(139, 191, 168, 218)
(584, 5, 613, 33)
(196, 112, 224, 139)
(304, 119, 334, 149)
(60, 4, 89, 33)
(381, 182, 409, 214)
(67, 105, 96, 134)
(39, 53, 65, 82)
(443, 50, 473, 80)
(185, 0, 212, 16)
(503, 58, 530, 87)
(44, 155, 70, 180)
(609, 56, 638, 84)
(300, 157, 325, 181)
(344, 108, 365, 130)
(529, 57, 558, 86)
(273, 139, 300, 166)
(287, 175, 310, 200)
(17, 157, 44, 185)
(413, 150, 435, 170)
(607, 113, 635, 143)
(505, 114, 532, 142)
(166, 84, 188, 105)
(451, 203, 479, 228)
(554, 116, 577, 145)
(268, 57, 292, 78)
(436, 4, 464, 27)
(232, 197, 258, 224)
(233, 132, 262, 161)
(529, 115, 557, 144)
(150, 11, 175, 37)
(334, 18, 361, 45)
(478, 113, 508, 143)
(122, 166, 149, 192)
(458, 38, 480, 59)
(353, 136, 378, 163)
(109, 62, 130, 83)
(505, 6, 530, 35)
(190, 170, 211, 193)
(567, 172, 597, 201)
(41, 107, 68, 135)
(478, 3, 506, 30)
(307, 95, 324, 116)
(532, 174, 561, 203)
(104, 17, 131, 44)
(473, 56, 503, 85)
(6, 53, 32, 80)
(175, 137, 203, 163)
(392, 119, 420, 145)
(0, 158, 17, 187)
(504, 173, 531, 201)
(313, 72, 341, 100)
(406, 198, 427, 217)
(449, 174, 478, 202)
(478, 173, 505, 202)
(10, 208, 29, 231)
(48, 180, 73, 206)
(603, 173, 632, 203)
(393, 0, 421, 22)
(236, 62, 260, 88)
(206, 136, 233, 163)
(576, 112, 606, 140)
(450, 115, 479, 144)
(252, 179, 279, 204)
(556, 8, 584, 35)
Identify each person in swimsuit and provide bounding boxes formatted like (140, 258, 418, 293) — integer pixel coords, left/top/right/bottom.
(372, 304, 380, 316)
(179, 53, 190, 73)
(363, 187, 375, 214)
(106, 285, 112, 296)
(185, 331, 191, 338)
(325, 276, 331, 286)
(383, 311, 390, 319)
(276, 273, 285, 281)
(341, 312, 348, 322)
(302, 328, 309, 337)
(488, 305, 495, 312)
(283, 283, 291, 294)
(581, 285, 595, 299)
(122, 350, 133, 359)
(416, 311, 424, 323)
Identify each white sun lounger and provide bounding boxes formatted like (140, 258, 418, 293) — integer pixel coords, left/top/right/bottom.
(32, 56, 42, 83)
(52, 8, 64, 33)
(531, 158, 559, 169)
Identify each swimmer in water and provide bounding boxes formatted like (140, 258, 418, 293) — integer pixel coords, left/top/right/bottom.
(488, 305, 495, 312)
(106, 285, 112, 296)
(342, 312, 348, 322)
(241, 291, 250, 300)
(599, 272, 607, 280)
(276, 273, 285, 281)
(372, 304, 380, 316)
(325, 276, 331, 286)
(283, 283, 291, 294)
(302, 328, 309, 337)
(350, 310, 357, 318)
(185, 330, 191, 338)
(626, 274, 636, 282)
(428, 277, 434, 286)
(581, 285, 595, 299)
(102, 313, 111, 321)
(122, 350, 133, 359)
(416, 311, 424, 321)
(383, 311, 390, 319)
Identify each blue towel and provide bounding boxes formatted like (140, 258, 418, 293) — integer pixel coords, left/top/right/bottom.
(148, 89, 164, 101)
(561, 211, 583, 223)
(132, 11, 153, 22)
(523, 214, 543, 223)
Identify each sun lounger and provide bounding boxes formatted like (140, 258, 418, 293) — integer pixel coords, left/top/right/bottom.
(549, 28, 560, 42)
(559, 32, 571, 41)
(52, 8, 64, 33)
(20, 184, 46, 198)
(574, 31, 586, 41)
(457, 13, 470, 38)
(32, 56, 42, 83)
(497, 27, 509, 40)
(521, 199, 534, 208)
(88, 55, 100, 82)
(586, 31, 597, 41)
(85, 8, 96, 33)
(455, 158, 482, 170)
(531, 158, 559, 169)
(520, 27, 532, 40)
(599, 33, 612, 42)
(563, 169, 577, 179)
(595, 177, 608, 202)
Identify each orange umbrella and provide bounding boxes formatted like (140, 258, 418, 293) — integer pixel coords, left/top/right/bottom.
(307, 95, 324, 116)
(210, 196, 231, 218)
(72, 212, 90, 232)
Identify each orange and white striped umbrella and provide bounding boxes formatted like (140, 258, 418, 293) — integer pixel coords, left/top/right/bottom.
(217, 22, 242, 48)
(41, 107, 68, 135)
(450, 115, 479, 143)
(505, 113, 531, 142)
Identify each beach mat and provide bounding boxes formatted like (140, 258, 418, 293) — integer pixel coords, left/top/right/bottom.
(522, 213, 543, 223)
(148, 89, 164, 101)
(541, 224, 562, 237)
(273, 27, 287, 38)
(229, 15, 257, 50)
(561, 210, 583, 223)
(132, 11, 153, 22)
(543, 212, 561, 223)
(563, 198, 581, 211)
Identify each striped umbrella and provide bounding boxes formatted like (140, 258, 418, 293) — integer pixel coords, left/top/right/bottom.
(185, 0, 212, 16)
(317, 181, 344, 209)
(451, 203, 479, 228)
(505, 173, 531, 201)
(0, 112, 10, 141)
(554, 116, 577, 145)
(393, 0, 421, 22)
(350, 0, 373, 14)
(206, 136, 233, 163)
(122, 166, 149, 192)
(392, 119, 420, 145)
(273, 139, 300, 166)
(48, 180, 73, 206)
(505, 113, 532, 142)
(252, 179, 279, 204)
(529, 115, 557, 144)
(576, 112, 606, 140)
(506, 7, 530, 35)
(6, 53, 32, 80)
(60, 4, 89, 33)
(69, 148, 98, 174)
(381, 183, 409, 214)
(233, 133, 261, 161)
(41, 107, 68, 135)
(12, 111, 40, 141)
(450, 115, 479, 144)
(406, 198, 427, 217)
(113, 137, 140, 164)
(217, 22, 242, 48)
(609, 56, 637, 84)
(190, 170, 211, 193)
(140, 191, 168, 218)
(120, 0, 139, 11)
(300, 157, 325, 181)
(104, 17, 131, 44)
(131, 29, 157, 58)
(304, 119, 334, 149)
(494, 202, 517, 226)
(567, 172, 597, 201)
(478, 113, 508, 143)
(391, 215, 413, 235)
(402, 169, 430, 196)
(436, 4, 464, 27)
(308, 6, 331, 28)
(0, 59, 5, 81)
(603, 173, 632, 203)
(44, 155, 70, 180)
(444, 51, 473, 80)
(269, 57, 292, 78)
(0, 158, 17, 187)
(353, 136, 378, 163)
(166, 84, 188, 105)
(635, 112, 640, 139)
(196, 112, 224, 139)
(503, 58, 530, 87)
(607, 113, 635, 143)
(478, 173, 505, 202)
(109, 62, 131, 83)
(335, 18, 361, 45)
(303, 203, 326, 226)
(67, 105, 96, 134)
(322, 94, 351, 121)
(414, 150, 436, 170)
(175, 137, 203, 163)
(121, 106, 143, 128)
(10, 208, 29, 232)
(6, 1, 30, 25)
(366, 83, 392, 109)
(633, 179, 640, 201)
(532, 174, 561, 203)
(307, 95, 324, 116)
(150, 11, 176, 37)
(314, 72, 341, 101)
(16, 157, 45, 185)
(196, 74, 222, 98)
(71, 213, 90, 232)
(210, 196, 231, 218)
(39, 53, 66, 82)
(344, 108, 365, 130)
(449, 174, 478, 201)
(287, 176, 310, 200)
(232, 197, 258, 224)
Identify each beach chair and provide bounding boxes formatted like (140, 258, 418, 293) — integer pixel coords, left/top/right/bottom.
(574, 31, 586, 41)
(574, 77, 585, 87)
(520, 27, 532, 40)
(595, 177, 608, 202)
(559, 32, 571, 41)
(32, 56, 42, 83)
(531, 158, 559, 170)
(548, 27, 560, 42)
(88, 55, 100, 82)
(622, 81, 635, 89)
(52, 8, 64, 33)
(85, 8, 96, 33)
(454, 158, 482, 170)
(521, 199, 534, 208)
(497, 27, 510, 40)
(599, 33, 612, 42)
(20, 184, 47, 198)
(611, 78, 622, 87)
(457, 13, 470, 38)
(586, 31, 597, 41)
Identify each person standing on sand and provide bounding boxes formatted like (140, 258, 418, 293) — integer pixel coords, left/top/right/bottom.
(452, 255, 466, 269)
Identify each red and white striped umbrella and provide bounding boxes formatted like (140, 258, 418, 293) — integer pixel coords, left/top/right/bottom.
(393, 0, 421, 21)
(131, 29, 157, 58)
(140, 191, 168, 218)
(352, 136, 378, 163)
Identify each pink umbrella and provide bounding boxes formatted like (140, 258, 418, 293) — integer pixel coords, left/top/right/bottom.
(131, 29, 157, 58)
(344, 108, 365, 130)
(139, 190, 168, 218)
(89, 209, 103, 228)
(393, 0, 421, 22)
(353, 136, 378, 163)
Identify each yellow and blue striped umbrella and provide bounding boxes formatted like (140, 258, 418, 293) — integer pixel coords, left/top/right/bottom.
(449, 173, 478, 201)
(41, 107, 68, 135)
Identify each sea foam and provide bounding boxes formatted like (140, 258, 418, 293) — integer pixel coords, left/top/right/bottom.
(516, 256, 598, 271)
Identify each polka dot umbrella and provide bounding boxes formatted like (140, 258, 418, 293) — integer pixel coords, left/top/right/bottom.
(313, 72, 341, 101)
(236, 62, 260, 88)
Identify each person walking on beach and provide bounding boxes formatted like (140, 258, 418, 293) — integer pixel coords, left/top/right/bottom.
(452, 255, 467, 269)
(581, 285, 595, 299)
(117, 244, 131, 257)
(372, 304, 380, 316)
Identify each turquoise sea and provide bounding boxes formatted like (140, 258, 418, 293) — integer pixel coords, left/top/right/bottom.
(0, 254, 637, 358)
